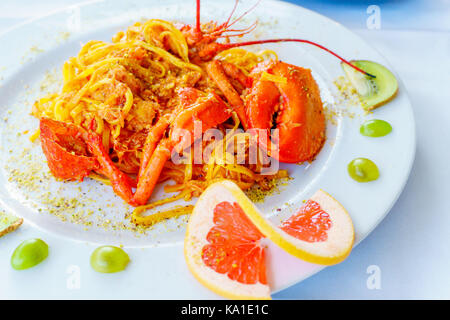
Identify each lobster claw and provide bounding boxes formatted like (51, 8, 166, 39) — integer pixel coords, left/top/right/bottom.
(245, 61, 326, 163)
(40, 117, 135, 203)
(40, 118, 99, 181)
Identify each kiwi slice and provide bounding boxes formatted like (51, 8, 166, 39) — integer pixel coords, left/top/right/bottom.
(341, 60, 398, 111)
(0, 211, 23, 237)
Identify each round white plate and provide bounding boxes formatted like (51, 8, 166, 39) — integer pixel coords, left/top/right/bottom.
(0, 0, 415, 299)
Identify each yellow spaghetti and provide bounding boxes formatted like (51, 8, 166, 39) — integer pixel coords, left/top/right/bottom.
(215, 48, 278, 75)
(32, 18, 287, 226)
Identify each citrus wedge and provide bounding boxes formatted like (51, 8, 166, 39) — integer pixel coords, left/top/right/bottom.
(184, 182, 271, 300)
(223, 180, 355, 266)
(184, 180, 355, 299)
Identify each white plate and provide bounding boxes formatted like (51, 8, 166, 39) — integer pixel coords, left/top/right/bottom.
(0, 0, 415, 299)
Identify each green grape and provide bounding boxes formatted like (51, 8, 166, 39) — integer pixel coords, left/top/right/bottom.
(360, 119, 392, 137)
(90, 245, 130, 273)
(348, 158, 380, 182)
(11, 239, 49, 270)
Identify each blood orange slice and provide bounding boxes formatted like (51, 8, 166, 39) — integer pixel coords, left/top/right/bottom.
(184, 180, 354, 299)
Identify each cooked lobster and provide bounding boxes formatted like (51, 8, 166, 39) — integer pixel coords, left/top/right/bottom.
(39, 0, 370, 207)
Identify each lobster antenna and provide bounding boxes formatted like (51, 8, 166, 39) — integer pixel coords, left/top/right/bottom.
(224, 38, 376, 78)
(224, 0, 240, 28)
(227, 0, 262, 29)
(216, 21, 258, 38)
(196, 0, 201, 33)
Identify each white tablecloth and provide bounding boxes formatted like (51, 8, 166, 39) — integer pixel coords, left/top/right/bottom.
(1, 0, 449, 299)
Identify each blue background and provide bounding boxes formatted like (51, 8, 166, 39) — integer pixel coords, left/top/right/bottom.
(284, 0, 450, 31)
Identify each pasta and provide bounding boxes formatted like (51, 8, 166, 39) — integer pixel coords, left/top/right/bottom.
(33, 19, 288, 226)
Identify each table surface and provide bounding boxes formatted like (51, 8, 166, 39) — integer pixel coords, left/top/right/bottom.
(1, 0, 449, 300)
